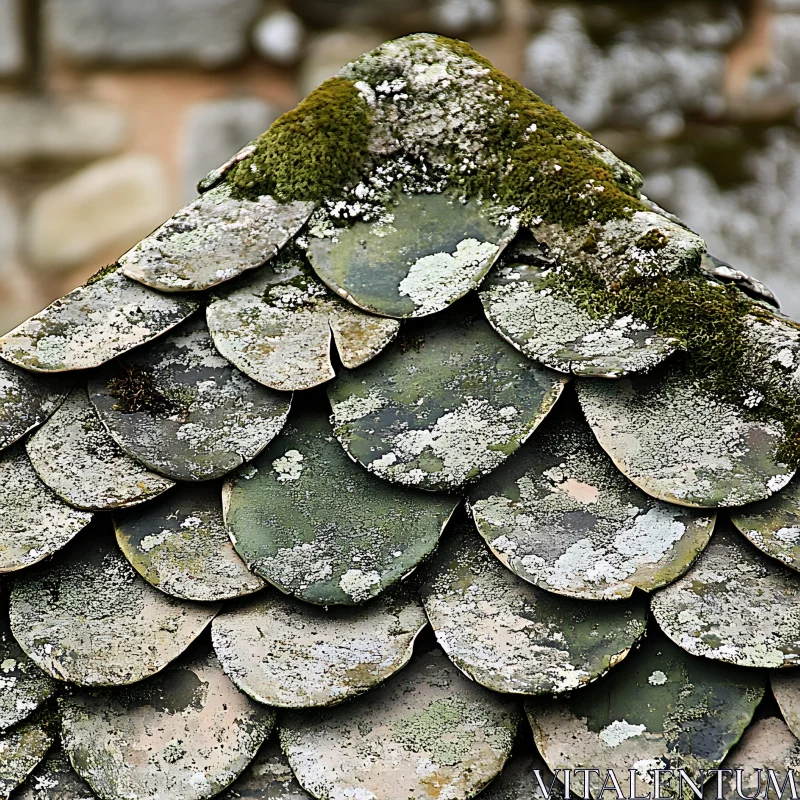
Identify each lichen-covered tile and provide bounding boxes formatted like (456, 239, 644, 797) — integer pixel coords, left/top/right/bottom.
(60, 649, 275, 800)
(12, 745, 96, 800)
(0, 713, 55, 800)
(119, 183, 314, 293)
(211, 587, 426, 707)
(651, 524, 800, 668)
(526, 628, 764, 798)
(0, 608, 59, 733)
(480, 233, 678, 377)
(89, 316, 291, 482)
(328, 307, 567, 491)
(421, 520, 648, 695)
(280, 648, 520, 800)
(470, 399, 716, 599)
(0, 360, 69, 452)
(0, 267, 199, 373)
(114, 482, 264, 602)
(577, 363, 795, 508)
(0, 444, 92, 573)
(9, 524, 219, 686)
(308, 193, 517, 319)
(26, 388, 174, 511)
(207, 245, 398, 391)
(732, 476, 800, 572)
(223, 403, 458, 605)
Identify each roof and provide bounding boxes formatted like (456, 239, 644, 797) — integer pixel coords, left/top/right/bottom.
(0, 32, 799, 800)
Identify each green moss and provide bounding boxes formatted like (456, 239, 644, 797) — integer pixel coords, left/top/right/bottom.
(581, 233, 599, 254)
(227, 77, 372, 203)
(161, 384, 199, 409)
(84, 263, 119, 286)
(438, 37, 648, 228)
(392, 699, 479, 766)
(635, 229, 669, 251)
(107, 366, 175, 415)
(546, 265, 800, 467)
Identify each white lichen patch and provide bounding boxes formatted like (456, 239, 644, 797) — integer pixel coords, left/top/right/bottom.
(308, 191, 517, 319)
(421, 524, 647, 696)
(120, 182, 314, 292)
(370, 397, 526, 489)
(273, 449, 304, 483)
(598, 720, 647, 748)
(26, 388, 174, 511)
(139, 529, 174, 553)
(651, 525, 800, 668)
(732, 475, 800, 572)
(329, 387, 387, 425)
(211, 589, 426, 707)
(0, 443, 92, 573)
(480, 260, 675, 377)
(338, 569, 382, 603)
(207, 249, 399, 392)
(470, 407, 714, 599)
(114, 484, 264, 603)
(9, 534, 219, 686)
(648, 670, 668, 686)
(398, 238, 499, 315)
(224, 405, 458, 606)
(329, 311, 566, 491)
(576, 364, 795, 508)
(279, 648, 518, 800)
(60, 651, 275, 800)
(89, 316, 291, 482)
(0, 267, 198, 372)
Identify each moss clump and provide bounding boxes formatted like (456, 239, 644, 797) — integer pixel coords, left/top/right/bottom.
(107, 365, 175, 415)
(438, 37, 648, 229)
(84, 263, 119, 286)
(161, 384, 199, 409)
(227, 77, 371, 203)
(635, 229, 669, 251)
(546, 265, 800, 467)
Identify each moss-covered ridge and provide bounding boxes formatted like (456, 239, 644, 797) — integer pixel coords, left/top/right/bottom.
(436, 38, 648, 228)
(227, 77, 372, 204)
(224, 32, 799, 467)
(226, 34, 647, 230)
(544, 262, 800, 467)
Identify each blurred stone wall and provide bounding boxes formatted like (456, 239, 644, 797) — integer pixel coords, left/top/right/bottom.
(0, 0, 798, 335)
